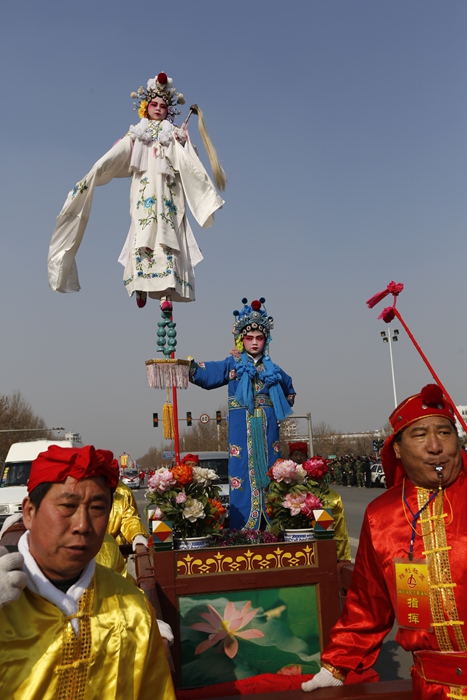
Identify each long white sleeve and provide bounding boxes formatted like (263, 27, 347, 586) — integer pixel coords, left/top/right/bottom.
(48, 137, 132, 293)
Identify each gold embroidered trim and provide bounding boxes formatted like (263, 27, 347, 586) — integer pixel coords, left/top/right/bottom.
(417, 489, 467, 652)
(447, 691, 467, 698)
(322, 662, 346, 683)
(422, 546, 451, 555)
(55, 579, 94, 700)
(420, 512, 448, 522)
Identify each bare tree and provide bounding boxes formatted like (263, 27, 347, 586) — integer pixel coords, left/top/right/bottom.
(0, 391, 49, 465)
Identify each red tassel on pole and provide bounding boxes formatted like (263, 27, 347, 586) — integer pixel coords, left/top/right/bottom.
(367, 282, 467, 434)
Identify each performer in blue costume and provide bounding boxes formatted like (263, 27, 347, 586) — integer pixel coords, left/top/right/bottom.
(190, 298, 295, 530)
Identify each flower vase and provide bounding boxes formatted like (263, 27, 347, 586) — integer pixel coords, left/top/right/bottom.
(282, 528, 315, 543)
(173, 535, 212, 550)
(312, 508, 335, 539)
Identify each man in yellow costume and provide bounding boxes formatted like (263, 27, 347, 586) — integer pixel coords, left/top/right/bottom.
(107, 479, 149, 548)
(0, 444, 175, 700)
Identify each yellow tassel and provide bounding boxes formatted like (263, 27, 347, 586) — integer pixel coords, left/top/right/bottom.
(163, 402, 174, 440)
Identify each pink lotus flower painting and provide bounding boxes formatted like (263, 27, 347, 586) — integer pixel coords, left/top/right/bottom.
(180, 587, 321, 688)
(191, 601, 264, 658)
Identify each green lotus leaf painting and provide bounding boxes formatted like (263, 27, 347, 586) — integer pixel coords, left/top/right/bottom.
(179, 586, 321, 688)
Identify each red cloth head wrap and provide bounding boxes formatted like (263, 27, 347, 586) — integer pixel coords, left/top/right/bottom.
(381, 384, 457, 488)
(28, 445, 119, 493)
(181, 453, 200, 466)
(288, 441, 308, 456)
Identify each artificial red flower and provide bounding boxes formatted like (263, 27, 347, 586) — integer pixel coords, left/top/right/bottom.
(302, 457, 329, 480)
(171, 464, 193, 486)
(157, 72, 168, 84)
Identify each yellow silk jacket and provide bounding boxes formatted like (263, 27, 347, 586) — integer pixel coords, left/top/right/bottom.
(107, 480, 149, 545)
(0, 563, 175, 700)
(327, 487, 352, 561)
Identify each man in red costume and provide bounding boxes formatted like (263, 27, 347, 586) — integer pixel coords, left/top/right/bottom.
(303, 384, 467, 698)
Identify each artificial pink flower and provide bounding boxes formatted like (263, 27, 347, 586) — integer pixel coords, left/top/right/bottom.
(147, 467, 176, 493)
(175, 491, 187, 504)
(301, 492, 324, 518)
(191, 601, 264, 658)
(302, 457, 329, 480)
(282, 492, 307, 516)
(277, 665, 302, 676)
(270, 459, 298, 483)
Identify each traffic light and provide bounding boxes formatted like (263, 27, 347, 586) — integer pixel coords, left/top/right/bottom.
(186, 411, 192, 426)
(216, 410, 222, 425)
(153, 412, 158, 427)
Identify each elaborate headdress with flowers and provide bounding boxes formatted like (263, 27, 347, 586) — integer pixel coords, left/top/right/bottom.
(130, 72, 185, 123)
(232, 298, 274, 341)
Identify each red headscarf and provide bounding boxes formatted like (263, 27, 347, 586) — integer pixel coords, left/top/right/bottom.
(288, 441, 308, 457)
(381, 384, 457, 488)
(181, 453, 200, 466)
(28, 445, 119, 493)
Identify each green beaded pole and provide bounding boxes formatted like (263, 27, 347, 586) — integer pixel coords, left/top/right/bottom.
(156, 306, 181, 463)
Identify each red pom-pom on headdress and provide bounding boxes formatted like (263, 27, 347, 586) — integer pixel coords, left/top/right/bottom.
(157, 72, 168, 84)
(421, 384, 444, 407)
(251, 300, 261, 311)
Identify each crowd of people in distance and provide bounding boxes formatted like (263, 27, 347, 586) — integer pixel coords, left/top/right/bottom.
(328, 455, 380, 488)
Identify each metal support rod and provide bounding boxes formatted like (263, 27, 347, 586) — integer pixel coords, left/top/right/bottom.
(0, 427, 64, 433)
(381, 328, 398, 408)
(291, 413, 314, 457)
(387, 331, 398, 408)
(307, 412, 314, 457)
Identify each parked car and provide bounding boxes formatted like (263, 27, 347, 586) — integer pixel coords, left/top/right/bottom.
(177, 451, 230, 520)
(370, 462, 386, 488)
(0, 435, 83, 527)
(121, 469, 141, 489)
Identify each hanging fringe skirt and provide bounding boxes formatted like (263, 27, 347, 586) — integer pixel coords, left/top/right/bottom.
(145, 359, 190, 389)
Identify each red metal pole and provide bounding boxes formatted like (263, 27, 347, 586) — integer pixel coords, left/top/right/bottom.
(393, 308, 467, 434)
(169, 308, 181, 464)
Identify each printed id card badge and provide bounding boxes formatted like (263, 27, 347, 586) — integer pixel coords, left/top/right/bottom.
(394, 558, 432, 631)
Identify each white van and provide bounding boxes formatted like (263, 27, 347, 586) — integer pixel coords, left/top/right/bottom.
(177, 451, 229, 514)
(0, 434, 82, 527)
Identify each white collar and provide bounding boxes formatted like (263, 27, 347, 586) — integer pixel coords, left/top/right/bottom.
(246, 352, 263, 365)
(18, 532, 95, 635)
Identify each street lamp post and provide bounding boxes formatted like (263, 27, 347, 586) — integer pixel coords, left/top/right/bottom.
(381, 328, 399, 408)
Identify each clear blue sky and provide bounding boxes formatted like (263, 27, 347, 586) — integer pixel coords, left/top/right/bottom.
(1, 1, 466, 459)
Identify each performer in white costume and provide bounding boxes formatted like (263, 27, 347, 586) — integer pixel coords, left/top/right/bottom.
(48, 72, 225, 307)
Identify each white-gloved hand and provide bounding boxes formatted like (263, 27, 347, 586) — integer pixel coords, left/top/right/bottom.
(157, 619, 174, 645)
(302, 667, 344, 692)
(132, 535, 149, 551)
(0, 546, 27, 608)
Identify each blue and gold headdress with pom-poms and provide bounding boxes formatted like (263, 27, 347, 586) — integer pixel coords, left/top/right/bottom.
(232, 297, 274, 340)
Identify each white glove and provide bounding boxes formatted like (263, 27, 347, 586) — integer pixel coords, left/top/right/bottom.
(302, 667, 344, 692)
(157, 619, 174, 645)
(132, 535, 149, 551)
(0, 546, 27, 608)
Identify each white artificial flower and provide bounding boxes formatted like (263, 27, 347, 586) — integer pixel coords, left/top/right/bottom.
(182, 498, 206, 522)
(128, 119, 153, 144)
(294, 465, 307, 485)
(192, 467, 219, 487)
(158, 120, 174, 146)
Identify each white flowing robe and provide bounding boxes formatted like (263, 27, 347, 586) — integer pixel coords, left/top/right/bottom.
(48, 119, 224, 302)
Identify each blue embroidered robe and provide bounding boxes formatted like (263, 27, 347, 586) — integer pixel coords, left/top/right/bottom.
(190, 355, 295, 530)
